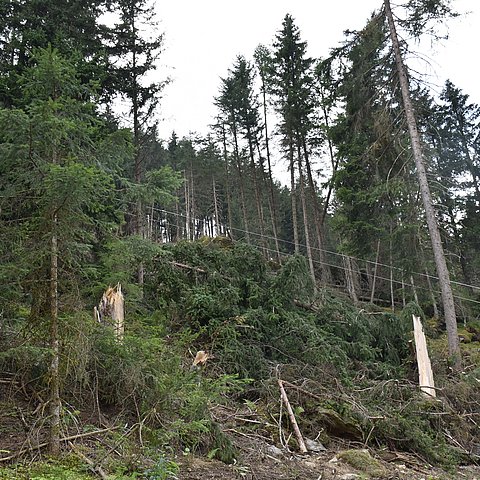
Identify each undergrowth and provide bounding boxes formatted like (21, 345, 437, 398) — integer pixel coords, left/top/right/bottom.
(0, 239, 479, 471)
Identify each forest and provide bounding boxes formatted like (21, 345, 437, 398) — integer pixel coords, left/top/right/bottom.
(1, 0, 480, 479)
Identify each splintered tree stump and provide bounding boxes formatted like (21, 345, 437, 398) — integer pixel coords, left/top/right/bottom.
(94, 283, 124, 342)
(412, 315, 436, 398)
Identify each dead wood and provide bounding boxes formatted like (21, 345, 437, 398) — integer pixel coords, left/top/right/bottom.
(68, 441, 108, 480)
(0, 426, 120, 462)
(277, 379, 308, 453)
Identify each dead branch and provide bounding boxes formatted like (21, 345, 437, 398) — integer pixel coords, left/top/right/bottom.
(0, 426, 120, 462)
(277, 379, 308, 453)
(68, 441, 108, 480)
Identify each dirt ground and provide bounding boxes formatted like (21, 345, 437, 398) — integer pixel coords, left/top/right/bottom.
(1, 388, 479, 480)
(176, 432, 480, 480)
(175, 404, 480, 480)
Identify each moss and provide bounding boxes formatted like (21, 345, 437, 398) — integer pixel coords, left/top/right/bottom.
(0, 457, 93, 480)
(337, 449, 387, 478)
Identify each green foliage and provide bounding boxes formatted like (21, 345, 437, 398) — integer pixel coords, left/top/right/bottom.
(272, 255, 315, 304)
(0, 457, 92, 480)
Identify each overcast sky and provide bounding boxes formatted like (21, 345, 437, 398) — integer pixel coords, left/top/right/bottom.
(154, 0, 478, 141)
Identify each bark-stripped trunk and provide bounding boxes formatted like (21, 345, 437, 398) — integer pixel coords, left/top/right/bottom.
(385, 0, 461, 369)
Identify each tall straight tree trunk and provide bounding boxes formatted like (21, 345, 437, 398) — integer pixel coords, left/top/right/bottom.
(213, 177, 220, 236)
(131, 9, 144, 285)
(344, 256, 358, 304)
(259, 78, 281, 261)
(319, 87, 340, 225)
(221, 124, 234, 238)
(370, 239, 381, 303)
(49, 143, 60, 455)
(247, 130, 267, 254)
(289, 138, 299, 254)
(49, 212, 60, 455)
(301, 136, 331, 283)
(384, 0, 461, 369)
(231, 117, 250, 242)
(297, 142, 316, 287)
(184, 171, 190, 240)
(255, 139, 281, 262)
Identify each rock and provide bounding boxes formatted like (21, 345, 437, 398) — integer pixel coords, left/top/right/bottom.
(339, 475, 361, 480)
(305, 437, 326, 452)
(265, 445, 283, 457)
(337, 449, 387, 478)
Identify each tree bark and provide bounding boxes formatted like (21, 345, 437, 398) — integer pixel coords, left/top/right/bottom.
(302, 136, 331, 283)
(221, 123, 234, 238)
(247, 127, 267, 254)
(49, 213, 60, 455)
(370, 240, 381, 303)
(259, 77, 281, 261)
(231, 116, 250, 242)
(289, 138, 300, 254)
(297, 143, 316, 287)
(384, 0, 461, 370)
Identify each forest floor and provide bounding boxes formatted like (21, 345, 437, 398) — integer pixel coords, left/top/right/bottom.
(1, 387, 479, 479)
(174, 404, 480, 480)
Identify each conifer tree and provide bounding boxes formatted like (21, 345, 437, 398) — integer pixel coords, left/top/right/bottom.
(0, 47, 124, 453)
(384, 0, 461, 369)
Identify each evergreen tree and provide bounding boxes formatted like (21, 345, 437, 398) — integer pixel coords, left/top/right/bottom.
(108, 0, 167, 243)
(384, 0, 461, 368)
(0, 46, 125, 453)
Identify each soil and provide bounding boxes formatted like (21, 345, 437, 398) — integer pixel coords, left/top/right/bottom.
(1, 386, 479, 480)
(174, 404, 480, 480)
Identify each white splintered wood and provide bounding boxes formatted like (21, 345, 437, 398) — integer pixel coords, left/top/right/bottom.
(413, 315, 436, 398)
(111, 284, 124, 342)
(97, 283, 124, 342)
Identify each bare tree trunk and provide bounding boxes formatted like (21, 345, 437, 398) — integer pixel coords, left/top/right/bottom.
(410, 275, 419, 304)
(49, 213, 60, 455)
(425, 268, 440, 318)
(370, 240, 381, 303)
(385, 0, 461, 369)
(184, 171, 190, 240)
(319, 87, 340, 225)
(221, 124, 234, 238)
(213, 177, 220, 236)
(258, 78, 281, 261)
(389, 227, 395, 311)
(247, 130, 267, 254)
(302, 137, 331, 283)
(256, 139, 281, 262)
(298, 146, 316, 288)
(344, 256, 358, 304)
(289, 139, 299, 254)
(232, 117, 250, 242)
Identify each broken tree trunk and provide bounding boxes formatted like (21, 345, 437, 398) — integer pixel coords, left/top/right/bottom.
(277, 379, 308, 453)
(412, 315, 436, 398)
(94, 284, 125, 342)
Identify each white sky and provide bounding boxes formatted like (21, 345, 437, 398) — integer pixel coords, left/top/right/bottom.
(154, 0, 479, 142)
